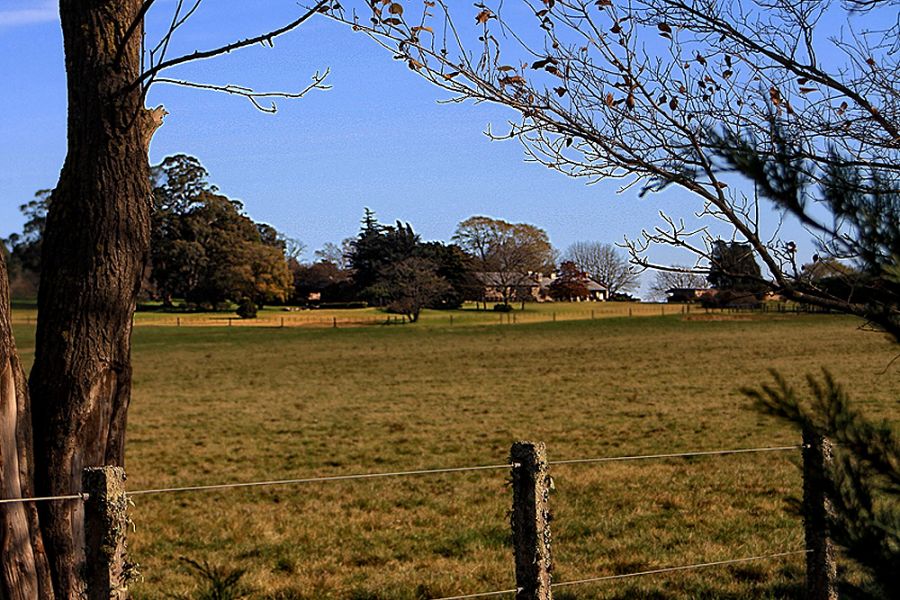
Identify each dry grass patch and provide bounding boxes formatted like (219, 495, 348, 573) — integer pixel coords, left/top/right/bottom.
(11, 314, 898, 598)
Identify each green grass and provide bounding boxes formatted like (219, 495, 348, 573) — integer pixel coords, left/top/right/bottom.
(10, 312, 899, 598)
(11, 299, 746, 329)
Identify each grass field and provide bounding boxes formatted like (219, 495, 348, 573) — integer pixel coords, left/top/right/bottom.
(10, 310, 899, 599)
(12, 299, 745, 329)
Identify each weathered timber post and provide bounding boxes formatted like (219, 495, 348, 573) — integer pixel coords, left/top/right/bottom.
(176, 317, 180, 327)
(83, 467, 129, 600)
(802, 427, 838, 600)
(450, 315, 454, 326)
(552, 312, 556, 322)
(510, 441, 553, 600)
(628, 307, 632, 317)
(333, 317, 337, 328)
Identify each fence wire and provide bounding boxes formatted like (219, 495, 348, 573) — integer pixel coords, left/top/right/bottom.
(126, 462, 516, 497)
(0, 493, 87, 506)
(427, 549, 809, 599)
(0, 443, 803, 504)
(429, 588, 521, 600)
(550, 444, 802, 466)
(551, 549, 810, 588)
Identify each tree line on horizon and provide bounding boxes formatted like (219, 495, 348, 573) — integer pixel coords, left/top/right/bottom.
(2, 154, 649, 316)
(4, 153, 856, 319)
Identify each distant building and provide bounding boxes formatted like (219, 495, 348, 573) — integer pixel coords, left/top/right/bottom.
(665, 288, 712, 303)
(475, 272, 543, 302)
(475, 272, 609, 303)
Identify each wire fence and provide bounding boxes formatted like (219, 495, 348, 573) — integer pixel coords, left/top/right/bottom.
(1, 443, 800, 504)
(430, 550, 812, 600)
(2, 440, 831, 599)
(9, 301, 832, 330)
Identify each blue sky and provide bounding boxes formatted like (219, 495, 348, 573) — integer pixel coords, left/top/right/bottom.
(1, 1, 827, 295)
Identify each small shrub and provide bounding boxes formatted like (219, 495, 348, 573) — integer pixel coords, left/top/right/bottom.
(236, 298, 257, 319)
(176, 557, 248, 600)
(493, 303, 513, 312)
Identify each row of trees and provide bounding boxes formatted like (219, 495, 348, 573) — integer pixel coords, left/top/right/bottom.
(3, 155, 297, 311)
(6, 186, 786, 313)
(292, 211, 650, 315)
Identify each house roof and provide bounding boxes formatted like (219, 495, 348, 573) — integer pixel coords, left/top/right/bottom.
(475, 271, 608, 293)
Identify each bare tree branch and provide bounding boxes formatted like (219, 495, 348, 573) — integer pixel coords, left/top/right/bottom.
(129, 0, 330, 93)
(154, 69, 331, 113)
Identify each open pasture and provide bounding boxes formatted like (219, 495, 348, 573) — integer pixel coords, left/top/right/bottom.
(12, 299, 731, 329)
(12, 313, 898, 599)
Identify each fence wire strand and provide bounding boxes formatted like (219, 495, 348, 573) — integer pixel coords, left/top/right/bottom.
(1, 443, 802, 504)
(0, 493, 87, 506)
(551, 550, 811, 588)
(425, 549, 809, 599)
(126, 463, 516, 497)
(550, 444, 802, 466)
(429, 588, 521, 600)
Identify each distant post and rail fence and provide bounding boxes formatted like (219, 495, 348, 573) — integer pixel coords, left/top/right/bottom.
(12, 301, 839, 331)
(3, 436, 838, 599)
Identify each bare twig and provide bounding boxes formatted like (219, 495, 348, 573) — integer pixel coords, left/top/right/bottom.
(130, 0, 330, 92)
(153, 70, 332, 113)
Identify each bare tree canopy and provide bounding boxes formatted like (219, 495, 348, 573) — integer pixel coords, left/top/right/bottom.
(648, 265, 709, 301)
(564, 241, 639, 295)
(327, 0, 898, 331)
(315, 239, 355, 270)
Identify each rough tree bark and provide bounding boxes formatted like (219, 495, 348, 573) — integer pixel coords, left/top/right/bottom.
(0, 252, 53, 599)
(24, 1, 159, 597)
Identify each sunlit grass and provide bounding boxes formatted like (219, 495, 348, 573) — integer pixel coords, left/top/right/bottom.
(12, 299, 751, 329)
(10, 313, 898, 598)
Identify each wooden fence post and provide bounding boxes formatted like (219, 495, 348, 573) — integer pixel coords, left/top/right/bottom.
(333, 317, 337, 329)
(510, 441, 553, 600)
(83, 466, 129, 599)
(802, 427, 838, 600)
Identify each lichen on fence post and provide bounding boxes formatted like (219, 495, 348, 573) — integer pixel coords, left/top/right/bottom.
(510, 441, 553, 600)
(83, 466, 131, 599)
(802, 427, 838, 600)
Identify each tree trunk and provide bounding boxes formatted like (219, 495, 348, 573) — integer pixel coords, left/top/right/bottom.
(28, 2, 156, 597)
(0, 252, 54, 599)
